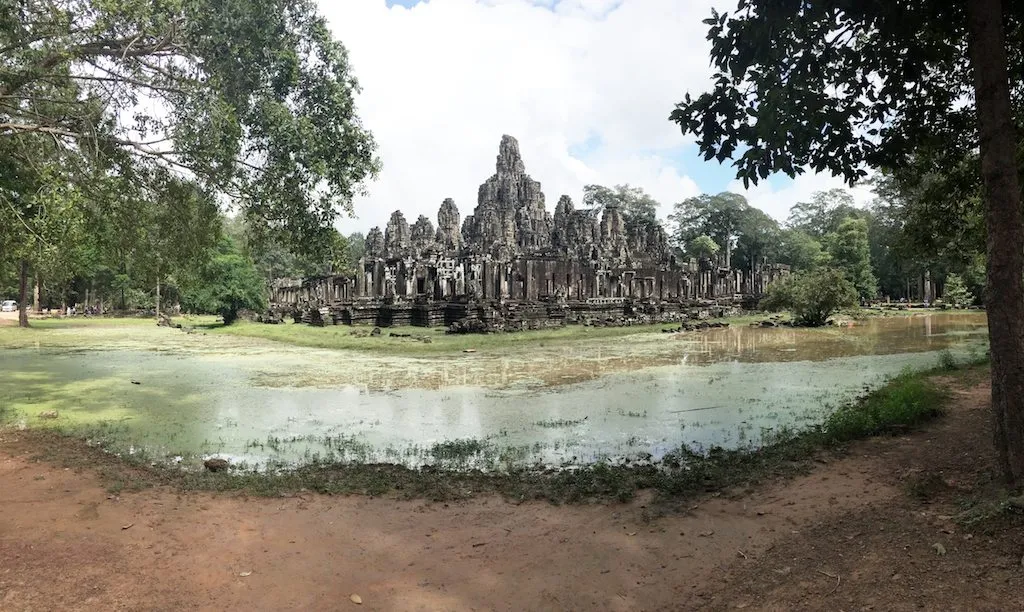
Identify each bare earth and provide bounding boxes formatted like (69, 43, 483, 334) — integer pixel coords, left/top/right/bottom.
(2, 377, 1021, 611)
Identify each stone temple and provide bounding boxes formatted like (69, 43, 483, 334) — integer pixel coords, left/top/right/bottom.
(270, 135, 788, 330)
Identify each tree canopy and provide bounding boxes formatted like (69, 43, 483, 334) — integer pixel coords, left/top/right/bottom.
(1, 0, 380, 326)
(685, 234, 720, 260)
(823, 217, 877, 299)
(180, 236, 265, 325)
(582, 184, 660, 232)
(787, 189, 867, 239)
(1, 0, 378, 251)
(670, 0, 1024, 482)
(669, 3, 1021, 188)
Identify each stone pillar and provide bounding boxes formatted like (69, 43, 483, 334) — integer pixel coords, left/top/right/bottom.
(526, 260, 536, 301)
(499, 263, 509, 299)
(374, 261, 385, 297)
(356, 258, 366, 297)
(481, 262, 491, 300)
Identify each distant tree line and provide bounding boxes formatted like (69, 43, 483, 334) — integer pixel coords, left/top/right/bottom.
(565, 181, 984, 307)
(0, 206, 368, 325)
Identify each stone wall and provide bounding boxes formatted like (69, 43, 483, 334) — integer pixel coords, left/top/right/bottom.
(268, 135, 789, 329)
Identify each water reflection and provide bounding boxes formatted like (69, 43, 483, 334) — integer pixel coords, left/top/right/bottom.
(0, 313, 988, 469)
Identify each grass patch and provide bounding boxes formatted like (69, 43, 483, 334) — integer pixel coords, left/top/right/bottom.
(937, 349, 959, 371)
(820, 369, 946, 443)
(429, 438, 488, 462)
(1, 361, 987, 506)
(0, 314, 222, 350)
(206, 316, 767, 356)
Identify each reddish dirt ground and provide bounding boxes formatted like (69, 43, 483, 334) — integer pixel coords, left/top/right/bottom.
(2, 377, 1022, 611)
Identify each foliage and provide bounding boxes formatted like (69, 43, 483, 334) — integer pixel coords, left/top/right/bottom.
(867, 165, 989, 301)
(582, 184, 661, 233)
(346, 232, 366, 266)
(822, 217, 877, 299)
(776, 228, 827, 271)
(670, 192, 747, 252)
(668, 3, 1024, 187)
(180, 237, 266, 324)
(666, 1, 1022, 298)
(669, 192, 781, 269)
(761, 268, 858, 326)
(822, 369, 946, 444)
(943, 273, 975, 308)
(787, 189, 868, 238)
(685, 234, 720, 260)
(226, 215, 364, 281)
(733, 205, 780, 271)
(1, 0, 379, 256)
(871, 165, 987, 268)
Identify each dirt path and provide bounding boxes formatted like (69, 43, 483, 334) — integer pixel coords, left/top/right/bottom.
(2, 377, 1021, 611)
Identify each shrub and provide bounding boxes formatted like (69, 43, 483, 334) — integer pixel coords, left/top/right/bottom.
(943, 273, 975, 308)
(760, 267, 858, 326)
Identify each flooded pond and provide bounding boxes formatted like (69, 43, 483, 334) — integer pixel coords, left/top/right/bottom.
(0, 313, 988, 470)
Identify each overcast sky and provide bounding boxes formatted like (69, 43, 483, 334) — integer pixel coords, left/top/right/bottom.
(317, 0, 873, 235)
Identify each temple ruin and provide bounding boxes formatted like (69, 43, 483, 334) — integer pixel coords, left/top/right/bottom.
(270, 135, 788, 330)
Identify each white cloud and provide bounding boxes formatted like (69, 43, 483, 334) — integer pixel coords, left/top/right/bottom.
(726, 172, 876, 223)
(318, 0, 873, 235)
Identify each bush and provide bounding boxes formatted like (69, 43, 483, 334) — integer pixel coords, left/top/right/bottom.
(943, 273, 975, 308)
(180, 237, 266, 325)
(760, 267, 858, 326)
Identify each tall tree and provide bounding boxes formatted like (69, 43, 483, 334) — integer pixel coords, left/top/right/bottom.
(734, 206, 781, 272)
(347, 232, 367, 266)
(179, 236, 265, 325)
(669, 192, 780, 269)
(0, 136, 91, 323)
(670, 1, 1024, 481)
(787, 189, 867, 238)
(582, 184, 661, 232)
(776, 228, 827, 272)
(823, 217, 877, 299)
(685, 234, 720, 261)
(869, 161, 988, 301)
(1, 0, 379, 259)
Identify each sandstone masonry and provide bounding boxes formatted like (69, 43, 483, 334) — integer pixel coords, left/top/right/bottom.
(270, 135, 788, 330)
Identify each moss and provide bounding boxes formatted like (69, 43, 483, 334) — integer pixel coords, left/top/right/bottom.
(4, 363, 987, 506)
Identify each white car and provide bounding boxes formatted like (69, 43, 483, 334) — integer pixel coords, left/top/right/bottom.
(1, 300, 18, 312)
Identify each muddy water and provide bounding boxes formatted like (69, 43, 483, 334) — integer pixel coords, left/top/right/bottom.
(0, 313, 988, 469)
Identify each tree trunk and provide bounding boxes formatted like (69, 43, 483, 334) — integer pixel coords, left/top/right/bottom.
(967, 0, 1024, 483)
(155, 275, 161, 318)
(18, 259, 29, 328)
(33, 271, 41, 313)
